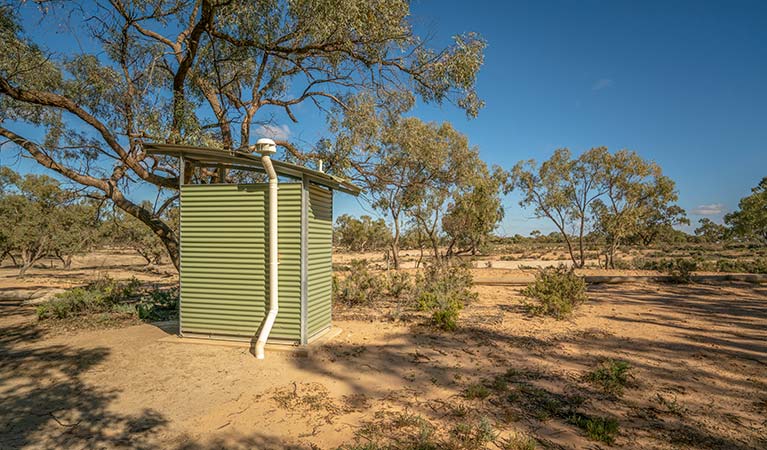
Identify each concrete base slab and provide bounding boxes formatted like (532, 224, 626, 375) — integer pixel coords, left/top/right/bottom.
(157, 326, 343, 358)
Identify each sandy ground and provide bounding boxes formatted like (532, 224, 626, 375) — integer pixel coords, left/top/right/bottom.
(1, 253, 766, 449)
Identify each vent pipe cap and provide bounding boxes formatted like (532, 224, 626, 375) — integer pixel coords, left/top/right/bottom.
(255, 138, 277, 154)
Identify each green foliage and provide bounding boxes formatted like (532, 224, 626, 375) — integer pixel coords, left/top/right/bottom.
(498, 433, 537, 450)
(694, 218, 728, 243)
(443, 165, 506, 256)
(355, 116, 496, 267)
(725, 177, 767, 244)
(136, 288, 179, 321)
(334, 259, 386, 305)
(36, 275, 176, 324)
(567, 414, 619, 444)
(415, 264, 476, 330)
(521, 266, 588, 319)
(334, 214, 392, 251)
(387, 271, 413, 299)
(584, 360, 633, 396)
(0, 167, 102, 275)
(509, 147, 686, 269)
(463, 384, 492, 400)
(1, 1, 486, 270)
(664, 258, 697, 283)
(715, 258, 767, 274)
(36, 276, 140, 320)
(449, 417, 496, 449)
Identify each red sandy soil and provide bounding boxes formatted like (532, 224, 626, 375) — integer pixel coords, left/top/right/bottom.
(1, 253, 766, 449)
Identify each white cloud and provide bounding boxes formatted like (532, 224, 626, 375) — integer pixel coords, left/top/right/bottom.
(691, 203, 725, 215)
(592, 78, 614, 91)
(254, 124, 291, 141)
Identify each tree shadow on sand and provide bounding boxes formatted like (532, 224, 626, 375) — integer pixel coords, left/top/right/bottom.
(287, 283, 767, 449)
(0, 307, 168, 449)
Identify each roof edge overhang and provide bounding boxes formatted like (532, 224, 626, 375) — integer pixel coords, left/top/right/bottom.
(143, 143, 361, 196)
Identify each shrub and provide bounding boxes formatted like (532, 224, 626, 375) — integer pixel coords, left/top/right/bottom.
(583, 359, 632, 396)
(463, 383, 491, 400)
(520, 266, 587, 319)
(36, 276, 140, 320)
(568, 414, 619, 444)
(333, 259, 386, 305)
(387, 270, 413, 299)
(416, 264, 476, 330)
(664, 258, 697, 283)
(716, 258, 767, 274)
(136, 288, 179, 321)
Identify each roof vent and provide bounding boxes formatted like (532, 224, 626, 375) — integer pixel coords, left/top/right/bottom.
(255, 138, 276, 154)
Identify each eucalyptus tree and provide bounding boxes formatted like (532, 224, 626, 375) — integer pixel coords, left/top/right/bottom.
(630, 204, 688, 246)
(334, 214, 391, 252)
(51, 201, 103, 269)
(695, 218, 728, 243)
(0, 169, 72, 276)
(0, 0, 485, 269)
(509, 147, 685, 268)
(590, 150, 684, 268)
(400, 120, 479, 264)
(725, 177, 767, 244)
(443, 164, 506, 256)
(508, 148, 608, 268)
(102, 203, 170, 266)
(357, 117, 480, 267)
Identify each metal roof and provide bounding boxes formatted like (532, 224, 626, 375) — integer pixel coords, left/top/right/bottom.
(143, 143, 361, 196)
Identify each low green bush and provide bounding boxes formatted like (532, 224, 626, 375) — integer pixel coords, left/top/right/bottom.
(716, 258, 767, 274)
(463, 383, 491, 400)
(583, 359, 633, 396)
(37, 276, 179, 324)
(333, 259, 386, 305)
(387, 270, 413, 299)
(416, 264, 476, 331)
(136, 288, 179, 321)
(520, 266, 587, 319)
(664, 258, 697, 283)
(568, 414, 619, 444)
(36, 276, 140, 320)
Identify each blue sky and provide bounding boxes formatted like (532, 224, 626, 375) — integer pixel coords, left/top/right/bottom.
(4, 0, 766, 235)
(271, 0, 767, 235)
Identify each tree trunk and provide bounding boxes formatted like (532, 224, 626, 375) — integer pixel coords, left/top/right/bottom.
(563, 235, 579, 268)
(391, 209, 401, 270)
(18, 250, 35, 277)
(390, 240, 400, 270)
(578, 218, 586, 268)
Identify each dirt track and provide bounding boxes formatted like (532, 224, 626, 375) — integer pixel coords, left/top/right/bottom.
(1, 255, 766, 449)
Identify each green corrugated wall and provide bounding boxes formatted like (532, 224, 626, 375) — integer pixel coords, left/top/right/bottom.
(306, 184, 333, 338)
(179, 183, 303, 341)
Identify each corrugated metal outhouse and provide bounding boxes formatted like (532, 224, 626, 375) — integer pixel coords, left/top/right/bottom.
(144, 143, 361, 347)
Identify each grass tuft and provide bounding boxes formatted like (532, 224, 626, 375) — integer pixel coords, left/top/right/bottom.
(568, 413, 619, 444)
(463, 383, 491, 400)
(583, 359, 633, 396)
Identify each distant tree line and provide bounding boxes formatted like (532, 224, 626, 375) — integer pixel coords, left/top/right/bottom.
(332, 139, 765, 269)
(0, 167, 174, 276)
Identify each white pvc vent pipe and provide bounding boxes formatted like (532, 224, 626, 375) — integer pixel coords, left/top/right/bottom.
(255, 138, 278, 359)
